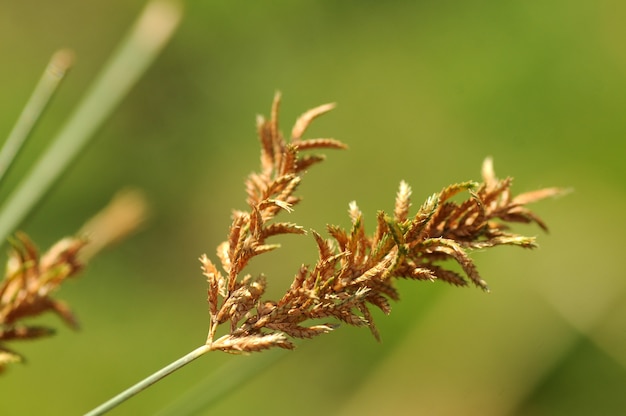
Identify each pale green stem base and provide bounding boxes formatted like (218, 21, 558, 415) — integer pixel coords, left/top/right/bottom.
(84, 344, 212, 416)
(154, 348, 288, 416)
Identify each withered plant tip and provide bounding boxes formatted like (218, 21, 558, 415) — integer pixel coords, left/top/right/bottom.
(0, 190, 147, 371)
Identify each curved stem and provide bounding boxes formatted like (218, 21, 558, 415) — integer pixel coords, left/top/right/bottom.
(83, 344, 212, 416)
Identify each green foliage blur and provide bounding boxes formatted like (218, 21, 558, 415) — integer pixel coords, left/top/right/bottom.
(1, 1, 625, 415)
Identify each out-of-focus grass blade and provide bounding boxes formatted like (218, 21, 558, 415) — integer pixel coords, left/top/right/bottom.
(0, 0, 183, 244)
(0, 49, 74, 184)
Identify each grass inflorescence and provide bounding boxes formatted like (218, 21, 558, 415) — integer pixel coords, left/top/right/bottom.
(200, 92, 563, 353)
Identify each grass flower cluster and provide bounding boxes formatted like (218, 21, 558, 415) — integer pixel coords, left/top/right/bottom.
(200, 92, 562, 353)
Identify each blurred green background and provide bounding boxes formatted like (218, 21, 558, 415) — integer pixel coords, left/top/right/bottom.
(1, 1, 625, 415)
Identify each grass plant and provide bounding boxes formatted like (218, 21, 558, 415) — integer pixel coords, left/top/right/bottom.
(0, 1, 565, 415)
(85, 93, 562, 414)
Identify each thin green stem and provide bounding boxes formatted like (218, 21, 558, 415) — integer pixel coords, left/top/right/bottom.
(0, 0, 182, 244)
(154, 348, 288, 416)
(0, 49, 74, 185)
(84, 344, 212, 416)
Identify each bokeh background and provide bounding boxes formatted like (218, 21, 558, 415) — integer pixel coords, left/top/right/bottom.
(1, 1, 625, 415)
